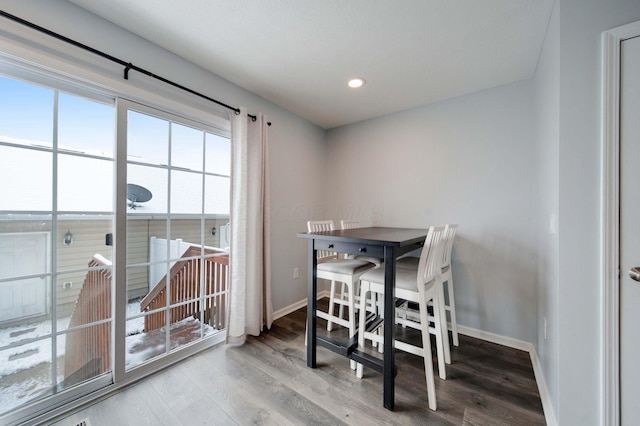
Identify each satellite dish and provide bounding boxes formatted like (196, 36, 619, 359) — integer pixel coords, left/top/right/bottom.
(127, 184, 152, 209)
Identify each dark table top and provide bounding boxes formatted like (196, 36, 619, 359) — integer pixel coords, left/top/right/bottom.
(297, 226, 428, 247)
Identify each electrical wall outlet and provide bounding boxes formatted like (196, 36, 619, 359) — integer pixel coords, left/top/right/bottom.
(63, 281, 73, 289)
(293, 267, 299, 279)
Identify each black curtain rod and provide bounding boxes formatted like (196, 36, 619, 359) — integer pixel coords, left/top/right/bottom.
(0, 10, 271, 126)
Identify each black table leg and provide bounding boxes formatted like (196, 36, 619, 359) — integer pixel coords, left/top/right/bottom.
(307, 238, 317, 368)
(383, 245, 396, 410)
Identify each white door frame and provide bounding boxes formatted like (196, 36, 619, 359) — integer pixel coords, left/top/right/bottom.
(601, 20, 640, 426)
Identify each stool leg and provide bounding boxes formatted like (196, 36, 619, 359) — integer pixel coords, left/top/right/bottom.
(432, 288, 447, 380)
(338, 282, 347, 322)
(348, 280, 357, 370)
(445, 273, 459, 347)
(418, 290, 437, 410)
(377, 295, 384, 353)
(327, 280, 336, 331)
(437, 279, 451, 365)
(356, 281, 369, 379)
(370, 292, 378, 348)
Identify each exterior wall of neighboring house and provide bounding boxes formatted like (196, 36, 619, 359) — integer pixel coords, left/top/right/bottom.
(0, 217, 228, 319)
(55, 220, 114, 316)
(0, 219, 113, 319)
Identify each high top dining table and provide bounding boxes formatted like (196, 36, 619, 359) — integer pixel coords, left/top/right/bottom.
(297, 226, 428, 410)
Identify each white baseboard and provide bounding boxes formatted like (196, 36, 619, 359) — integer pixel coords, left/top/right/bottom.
(272, 291, 329, 320)
(528, 345, 558, 426)
(456, 325, 557, 426)
(455, 325, 532, 352)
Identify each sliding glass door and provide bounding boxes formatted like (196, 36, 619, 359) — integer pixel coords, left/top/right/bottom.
(0, 73, 230, 423)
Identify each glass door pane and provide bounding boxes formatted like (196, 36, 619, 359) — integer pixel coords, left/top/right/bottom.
(55, 89, 114, 394)
(0, 75, 115, 416)
(124, 105, 229, 372)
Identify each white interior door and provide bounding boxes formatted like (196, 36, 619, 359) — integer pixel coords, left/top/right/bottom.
(0, 233, 48, 322)
(620, 34, 640, 424)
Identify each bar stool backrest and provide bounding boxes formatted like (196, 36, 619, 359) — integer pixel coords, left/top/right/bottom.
(307, 220, 337, 262)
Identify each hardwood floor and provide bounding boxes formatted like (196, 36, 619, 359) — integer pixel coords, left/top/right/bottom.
(54, 302, 545, 425)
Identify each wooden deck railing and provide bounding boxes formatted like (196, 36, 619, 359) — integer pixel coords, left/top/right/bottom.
(64, 254, 112, 386)
(63, 246, 228, 384)
(140, 246, 229, 332)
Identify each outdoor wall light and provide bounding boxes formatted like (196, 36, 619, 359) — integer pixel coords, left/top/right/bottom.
(63, 230, 73, 245)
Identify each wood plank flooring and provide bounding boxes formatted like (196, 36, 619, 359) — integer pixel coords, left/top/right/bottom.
(54, 302, 545, 425)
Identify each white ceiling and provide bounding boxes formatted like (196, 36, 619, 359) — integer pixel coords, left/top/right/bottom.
(68, 0, 554, 129)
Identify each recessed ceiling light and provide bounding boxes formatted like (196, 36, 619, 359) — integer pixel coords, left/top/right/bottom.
(348, 78, 366, 88)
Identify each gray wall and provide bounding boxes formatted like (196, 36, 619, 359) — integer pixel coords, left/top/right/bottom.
(557, 0, 640, 423)
(325, 80, 538, 343)
(533, 0, 560, 420)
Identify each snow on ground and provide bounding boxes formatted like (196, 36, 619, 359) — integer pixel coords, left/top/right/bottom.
(0, 304, 218, 415)
(125, 316, 216, 369)
(126, 299, 145, 336)
(0, 371, 62, 415)
(0, 317, 69, 415)
(0, 317, 70, 377)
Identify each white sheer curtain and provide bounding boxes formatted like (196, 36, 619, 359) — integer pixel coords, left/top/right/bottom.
(227, 107, 272, 344)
